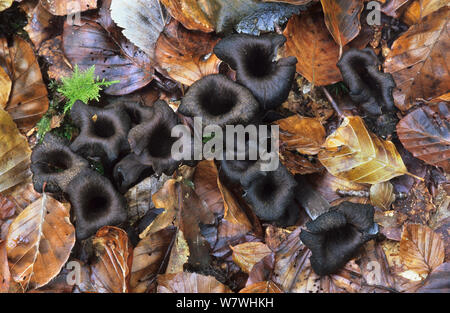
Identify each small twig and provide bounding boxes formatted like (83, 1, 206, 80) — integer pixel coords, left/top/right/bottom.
(321, 86, 343, 118)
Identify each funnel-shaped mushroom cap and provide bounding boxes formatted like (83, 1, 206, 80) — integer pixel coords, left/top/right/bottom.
(70, 101, 131, 165)
(31, 133, 90, 193)
(128, 100, 190, 175)
(300, 202, 377, 276)
(106, 101, 154, 127)
(178, 74, 260, 127)
(213, 33, 297, 110)
(113, 153, 154, 193)
(241, 163, 297, 223)
(337, 48, 396, 116)
(67, 169, 127, 240)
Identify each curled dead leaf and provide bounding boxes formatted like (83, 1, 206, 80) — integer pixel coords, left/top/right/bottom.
(91, 226, 133, 293)
(370, 181, 396, 210)
(231, 242, 272, 274)
(6, 194, 75, 289)
(0, 108, 31, 193)
(155, 20, 221, 86)
(400, 224, 445, 277)
(318, 116, 410, 184)
(157, 272, 232, 293)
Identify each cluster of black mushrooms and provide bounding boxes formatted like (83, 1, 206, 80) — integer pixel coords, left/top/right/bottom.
(31, 33, 396, 276)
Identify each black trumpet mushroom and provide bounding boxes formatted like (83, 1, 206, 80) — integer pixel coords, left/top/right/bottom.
(241, 163, 299, 227)
(337, 48, 396, 116)
(128, 100, 189, 175)
(31, 133, 90, 193)
(300, 202, 377, 276)
(67, 169, 127, 240)
(106, 101, 154, 127)
(113, 153, 154, 193)
(70, 100, 131, 166)
(213, 33, 297, 110)
(178, 74, 260, 127)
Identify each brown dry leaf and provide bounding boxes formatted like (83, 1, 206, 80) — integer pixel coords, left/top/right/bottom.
(110, 0, 165, 60)
(0, 0, 13, 12)
(279, 148, 323, 175)
(370, 181, 396, 210)
(402, 0, 448, 25)
(417, 262, 450, 292)
(40, 0, 97, 15)
(156, 20, 221, 86)
(384, 7, 450, 111)
(166, 229, 189, 274)
(38, 36, 72, 81)
(91, 226, 133, 293)
(0, 66, 11, 108)
(263, 0, 312, 4)
(0, 240, 9, 292)
(239, 281, 283, 293)
(62, 0, 154, 95)
(0, 108, 31, 193)
(283, 11, 342, 86)
(21, 1, 54, 49)
(359, 241, 396, 291)
(157, 272, 232, 293)
(130, 228, 176, 293)
(381, 0, 410, 17)
(6, 194, 75, 289)
(400, 224, 445, 277)
(160, 0, 215, 33)
(1, 181, 41, 214)
(193, 160, 224, 215)
(231, 242, 272, 273)
(397, 106, 450, 173)
(0, 36, 49, 132)
(320, 0, 364, 49)
(318, 116, 410, 184)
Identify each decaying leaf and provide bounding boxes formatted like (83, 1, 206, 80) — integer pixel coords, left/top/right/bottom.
(6, 194, 75, 289)
(320, 0, 364, 49)
(157, 272, 232, 293)
(0, 108, 32, 193)
(21, 1, 54, 49)
(417, 262, 450, 292)
(275, 115, 326, 155)
(370, 181, 396, 210)
(239, 281, 283, 293)
(283, 11, 342, 86)
(400, 224, 445, 277)
(160, 0, 215, 33)
(166, 229, 189, 274)
(62, 0, 154, 95)
(0, 0, 13, 12)
(318, 116, 410, 184)
(38, 36, 73, 81)
(381, 0, 410, 18)
(0, 240, 9, 292)
(402, 0, 448, 25)
(193, 160, 224, 215)
(0, 66, 11, 108)
(279, 148, 324, 175)
(384, 7, 450, 111)
(397, 106, 450, 173)
(110, 0, 165, 60)
(40, 0, 97, 15)
(155, 20, 221, 86)
(91, 226, 133, 293)
(231, 242, 272, 273)
(0, 36, 49, 132)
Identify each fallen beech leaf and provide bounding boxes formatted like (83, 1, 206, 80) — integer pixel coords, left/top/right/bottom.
(21, 1, 54, 49)
(157, 272, 232, 293)
(0, 240, 9, 292)
(130, 228, 176, 293)
(318, 116, 410, 184)
(370, 181, 396, 210)
(400, 224, 445, 276)
(155, 20, 221, 86)
(40, 0, 97, 15)
(91, 226, 133, 293)
(0, 36, 49, 132)
(275, 115, 326, 155)
(402, 0, 448, 25)
(110, 0, 165, 60)
(384, 7, 450, 111)
(6, 194, 75, 289)
(320, 0, 364, 49)
(38, 36, 73, 81)
(359, 241, 396, 291)
(417, 262, 450, 292)
(279, 148, 323, 175)
(62, 0, 154, 95)
(381, 0, 410, 17)
(1, 181, 41, 213)
(166, 229, 189, 274)
(160, 0, 215, 33)
(0, 0, 13, 12)
(193, 160, 224, 216)
(283, 11, 342, 86)
(0, 66, 11, 108)
(239, 281, 282, 293)
(231, 242, 272, 273)
(0, 108, 31, 193)
(397, 106, 450, 172)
